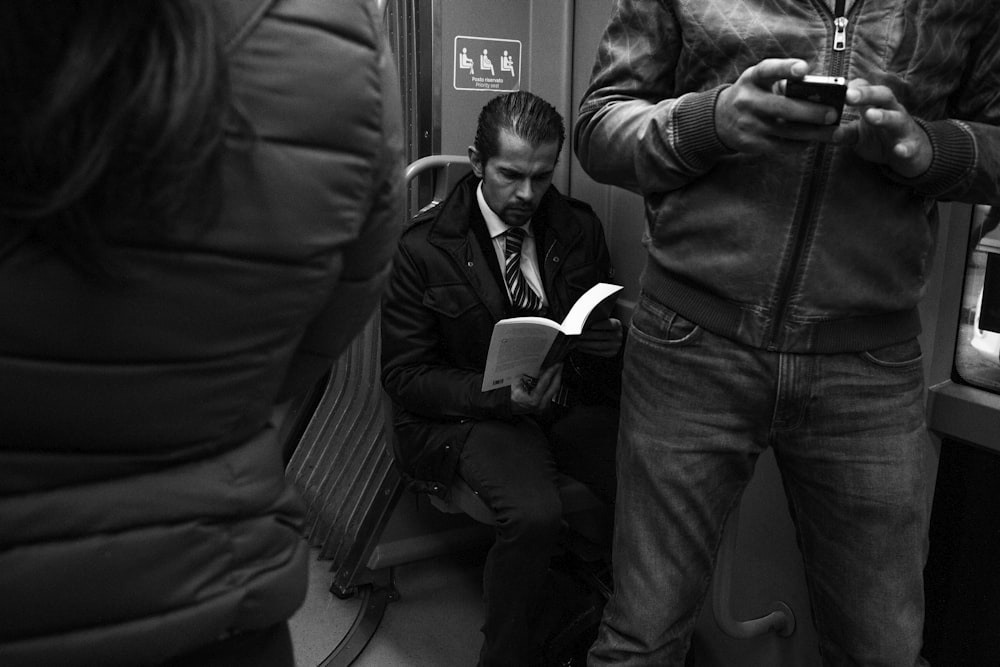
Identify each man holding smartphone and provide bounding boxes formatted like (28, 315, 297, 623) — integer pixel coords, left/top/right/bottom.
(575, 1, 1000, 665)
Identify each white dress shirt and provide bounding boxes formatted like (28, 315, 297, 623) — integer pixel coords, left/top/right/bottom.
(476, 182, 548, 308)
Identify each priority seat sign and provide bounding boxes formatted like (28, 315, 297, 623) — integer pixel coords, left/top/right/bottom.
(454, 36, 521, 92)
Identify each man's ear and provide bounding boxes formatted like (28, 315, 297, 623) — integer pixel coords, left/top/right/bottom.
(468, 146, 484, 178)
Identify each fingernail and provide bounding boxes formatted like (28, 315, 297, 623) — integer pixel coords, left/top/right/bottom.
(825, 111, 837, 125)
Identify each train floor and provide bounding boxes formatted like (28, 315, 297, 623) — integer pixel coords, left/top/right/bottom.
(289, 547, 486, 666)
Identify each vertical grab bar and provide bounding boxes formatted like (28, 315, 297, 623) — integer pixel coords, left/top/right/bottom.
(712, 503, 796, 639)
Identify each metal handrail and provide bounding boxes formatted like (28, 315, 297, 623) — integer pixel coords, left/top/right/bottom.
(712, 503, 796, 639)
(403, 154, 470, 219)
(403, 153, 469, 182)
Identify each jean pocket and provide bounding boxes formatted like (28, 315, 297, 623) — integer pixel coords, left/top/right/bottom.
(629, 293, 702, 346)
(860, 338, 923, 369)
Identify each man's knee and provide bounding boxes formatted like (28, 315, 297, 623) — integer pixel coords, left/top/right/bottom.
(495, 489, 563, 543)
(459, 418, 566, 547)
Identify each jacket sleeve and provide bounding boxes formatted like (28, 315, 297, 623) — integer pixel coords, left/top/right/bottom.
(894, 10, 1000, 206)
(380, 239, 514, 423)
(296, 2, 404, 359)
(574, 0, 732, 196)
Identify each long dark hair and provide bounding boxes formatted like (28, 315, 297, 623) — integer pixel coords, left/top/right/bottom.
(0, 0, 230, 274)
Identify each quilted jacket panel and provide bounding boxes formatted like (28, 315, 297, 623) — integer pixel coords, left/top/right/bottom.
(0, 0, 403, 664)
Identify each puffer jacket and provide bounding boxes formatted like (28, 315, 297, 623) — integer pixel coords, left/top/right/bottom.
(0, 1, 402, 665)
(576, 0, 1000, 353)
(381, 174, 618, 496)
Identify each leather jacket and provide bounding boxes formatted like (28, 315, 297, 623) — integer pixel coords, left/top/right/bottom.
(576, 0, 1000, 353)
(381, 173, 619, 496)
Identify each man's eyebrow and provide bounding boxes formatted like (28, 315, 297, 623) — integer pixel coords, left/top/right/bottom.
(498, 166, 554, 178)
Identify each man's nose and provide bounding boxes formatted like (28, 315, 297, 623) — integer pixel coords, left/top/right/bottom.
(515, 178, 535, 200)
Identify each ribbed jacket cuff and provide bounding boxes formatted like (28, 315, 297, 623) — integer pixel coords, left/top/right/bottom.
(893, 118, 975, 197)
(674, 85, 735, 171)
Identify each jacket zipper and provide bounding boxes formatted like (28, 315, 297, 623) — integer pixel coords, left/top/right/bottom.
(764, 0, 855, 350)
(832, 0, 849, 61)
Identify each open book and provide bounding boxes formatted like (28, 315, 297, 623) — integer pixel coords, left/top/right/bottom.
(481, 282, 623, 392)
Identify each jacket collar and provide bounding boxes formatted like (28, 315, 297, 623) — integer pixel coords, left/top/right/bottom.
(428, 174, 582, 270)
(426, 173, 583, 320)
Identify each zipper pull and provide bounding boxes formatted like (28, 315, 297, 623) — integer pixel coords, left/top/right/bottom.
(833, 0, 848, 52)
(833, 16, 848, 51)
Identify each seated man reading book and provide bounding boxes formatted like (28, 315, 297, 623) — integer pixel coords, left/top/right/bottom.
(380, 90, 622, 666)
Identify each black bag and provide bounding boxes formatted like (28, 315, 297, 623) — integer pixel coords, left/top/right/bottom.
(532, 555, 611, 666)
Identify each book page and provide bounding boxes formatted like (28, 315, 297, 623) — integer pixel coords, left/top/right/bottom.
(559, 283, 623, 334)
(480, 283, 622, 392)
(481, 321, 560, 391)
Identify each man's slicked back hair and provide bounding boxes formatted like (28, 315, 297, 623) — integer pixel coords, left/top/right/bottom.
(473, 90, 565, 165)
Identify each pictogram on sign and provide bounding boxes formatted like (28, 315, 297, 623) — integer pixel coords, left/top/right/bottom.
(454, 36, 521, 92)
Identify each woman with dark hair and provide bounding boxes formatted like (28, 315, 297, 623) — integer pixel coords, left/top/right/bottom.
(0, 1, 403, 665)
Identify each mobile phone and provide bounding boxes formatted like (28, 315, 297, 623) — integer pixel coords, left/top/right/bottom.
(784, 75, 847, 123)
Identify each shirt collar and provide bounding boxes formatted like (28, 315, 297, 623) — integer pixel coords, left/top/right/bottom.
(477, 181, 533, 240)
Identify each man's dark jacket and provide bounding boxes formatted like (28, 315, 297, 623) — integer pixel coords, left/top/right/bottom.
(381, 173, 619, 497)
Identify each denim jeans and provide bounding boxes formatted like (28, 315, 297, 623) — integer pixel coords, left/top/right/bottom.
(589, 293, 932, 666)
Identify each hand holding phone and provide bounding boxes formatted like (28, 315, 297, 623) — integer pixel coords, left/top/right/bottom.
(784, 75, 847, 124)
(716, 59, 844, 153)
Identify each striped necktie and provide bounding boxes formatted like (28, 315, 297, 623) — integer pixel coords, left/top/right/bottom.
(504, 227, 542, 312)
